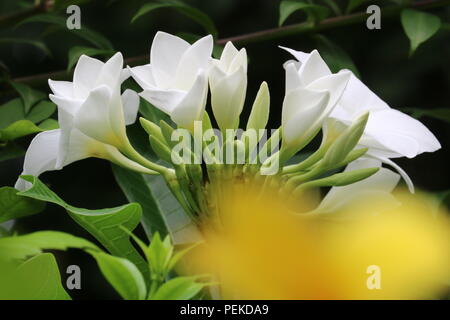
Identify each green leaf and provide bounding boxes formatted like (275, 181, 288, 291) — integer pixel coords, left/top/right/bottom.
(401, 9, 441, 55)
(345, 0, 367, 14)
(9, 82, 46, 114)
(88, 251, 146, 300)
(132, 0, 218, 37)
(25, 100, 56, 123)
(0, 38, 51, 56)
(0, 231, 99, 260)
(0, 120, 42, 141)
(150, 276, 204, 300)
(111, 164, 169, 239)
(67, 46, 114, 71)
(313, 34, 360, 77)
(0, 186, 45, 224)
(17, 175, 148, 279)
(279, 0, 331, 26)
(38, 118, 59, 130)
(403, 107, 450, 123)
(112, 165, 200, 245)
(17, 14, 113, 49)
(0, 253, 71, 300)
(0, 98, 25, 129)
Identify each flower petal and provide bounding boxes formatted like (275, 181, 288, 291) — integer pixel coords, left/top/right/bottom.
(279, 46, 310, 64)
(210, 66, 247, 130)
(297, 50, 331, 86)
(150, 31, 190, 88)
(73, 54, 104, 99)
(122, 89, 140, 125)
(282, 87, 329, 146)
(96, 52, 123, 91)
(171, 70, 208, 129)
(139, 87, 186, 115)
(48, 80, 74, 98)
(363, 109, 441, 158)
(174, 35, 213, 90)
(128, 64, 156, 88)
(283, 61, 302, 94)
(74, 85, 122, 146)
(15, 130, 60, 190)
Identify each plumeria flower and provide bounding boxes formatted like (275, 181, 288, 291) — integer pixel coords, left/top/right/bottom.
(281, 47, 441, 192)
(281, 50, 351, 157)
(209, 41, 247, 131)
(315, 158, 401, 214)
(15, 53, 153, 190)
(129, 32, 212, 131)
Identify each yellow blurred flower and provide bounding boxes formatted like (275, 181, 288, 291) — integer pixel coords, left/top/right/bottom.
(184, 180, 450, 300)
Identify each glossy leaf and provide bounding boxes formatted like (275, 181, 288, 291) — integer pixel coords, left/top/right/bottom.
(314, 34, 360, 77)
(150, 276, 204, 300)
(17, 14, 113, 49)
(401, 9, 441, 55)
(132, 0, 218, 37)
(9, 82, 45, 114)
(25, 100, 56, 124)
(0, 38, 51, 56)
(112, 164, 169, 239)
(279, 0, 330, 26)
(345, 0, 367, 13)
(0, 186, 45, 224)
(0, 98, 25, 129)
(17, 175, 148, 279)
(0, 253, 71, 300)
(0, 230, 99, 260)
(403, 108, 450, 124)
(89, 251, 146, 300)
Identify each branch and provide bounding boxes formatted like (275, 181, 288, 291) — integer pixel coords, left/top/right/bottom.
(5, 0, 449, 88)
(216, 0, 450, 45)
(0, 0, 53, 28)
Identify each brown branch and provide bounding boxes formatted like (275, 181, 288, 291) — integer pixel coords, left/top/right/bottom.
(6, 0, 450, 88)
(0, 0, 53, 28)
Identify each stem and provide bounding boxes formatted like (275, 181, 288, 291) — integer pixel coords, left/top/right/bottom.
(0, 0, 53, 28)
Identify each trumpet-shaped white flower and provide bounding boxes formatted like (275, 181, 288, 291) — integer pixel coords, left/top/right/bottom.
(315, 158, 401, 214)
(281, 50, 351, 153)
(281, 47, 441, 192)
(15, 53, 150, 190)
(129, 32, 212, 130)
(209, 41, 247, 131)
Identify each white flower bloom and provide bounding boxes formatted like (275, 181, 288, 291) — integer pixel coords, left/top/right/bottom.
(15, 53, 150, 190)
(129, 32, 212, 130)
(281, 47, 441, 192)
(209, 41, 247, 131)
(315, 158, 401, 214)
(281, 50, 351, 152)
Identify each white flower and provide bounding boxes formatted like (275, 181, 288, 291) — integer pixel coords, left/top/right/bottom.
(129, 32, 212, 130)
(315, 158, 401, 214)
(15, 53, 150, 190)
(282, 47, 441, 192)
(281, 49, 351, 153)
(209, 41, 247, 131)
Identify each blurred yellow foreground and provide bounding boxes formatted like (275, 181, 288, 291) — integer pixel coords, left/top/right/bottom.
(185, 181, 450, 300)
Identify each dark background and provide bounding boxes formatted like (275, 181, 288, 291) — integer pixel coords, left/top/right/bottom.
(0, 0, 449, 299)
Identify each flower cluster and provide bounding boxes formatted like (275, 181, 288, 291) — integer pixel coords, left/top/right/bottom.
(16, 31, 441, 220)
